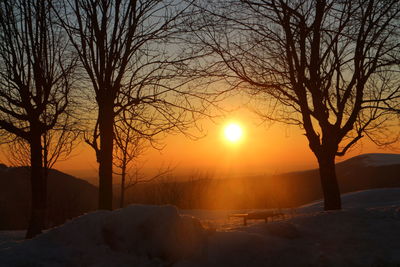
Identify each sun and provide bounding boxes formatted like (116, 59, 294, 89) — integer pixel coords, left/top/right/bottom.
(224, 123, 243, 143)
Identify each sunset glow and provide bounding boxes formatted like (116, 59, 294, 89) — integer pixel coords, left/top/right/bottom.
(224, 123, 243, 143)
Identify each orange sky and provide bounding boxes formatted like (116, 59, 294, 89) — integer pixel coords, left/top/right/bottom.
(52, 106, 398, 181)
(1, 91, 398, 183)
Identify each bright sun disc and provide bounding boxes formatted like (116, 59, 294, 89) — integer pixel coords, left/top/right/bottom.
(224, 123, 243, 142)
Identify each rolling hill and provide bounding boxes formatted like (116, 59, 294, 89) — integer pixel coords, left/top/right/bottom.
(0, 153, 398, 229)
(266, 153, 400, 207)
(0, 166, 98, 230)
(124, 153, 400, 209)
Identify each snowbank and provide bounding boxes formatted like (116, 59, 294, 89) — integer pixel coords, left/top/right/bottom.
(0, 230, 24, 250)
(178, 188, 400, 266)
(0, 205, 206, 266)
(178, 207, 400, 266)
(300, 188, 400, 213)
(1, 189, 400, 266)
(178, 205, 400, 266)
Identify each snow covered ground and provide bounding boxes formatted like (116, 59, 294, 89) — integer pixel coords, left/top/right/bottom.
(0, 231, 24, 250)
(1, 188, 400, 266)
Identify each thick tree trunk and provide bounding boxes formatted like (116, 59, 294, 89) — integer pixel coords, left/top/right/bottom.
(98, 103, 114, 210)
(317, 154, 341, 210)
(26, 131, 46, 239)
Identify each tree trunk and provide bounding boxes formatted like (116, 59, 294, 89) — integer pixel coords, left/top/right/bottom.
(43, 134, 49, 226)
(317, 154, 341, 210)
(120, 168, 126, 208)
(26, 130, 46, 239)
(98, 102, 114, 210)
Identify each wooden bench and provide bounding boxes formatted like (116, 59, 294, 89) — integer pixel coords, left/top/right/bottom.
(229, 211, 284, 226)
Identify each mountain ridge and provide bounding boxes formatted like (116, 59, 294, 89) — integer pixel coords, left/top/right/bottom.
(0, 166, 98, 230)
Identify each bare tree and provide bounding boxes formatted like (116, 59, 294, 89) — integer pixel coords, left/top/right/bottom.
(56, 0, 207, 210)
(4, 114, 80, 171)
(189, 0, 400, 210)
(42, 114, 80, 177)
(113, 117, 147, 208)
(3, 137, 31, 167)
(116, 164, 172, 208)
(0, 0, 75, 237)
(113, 105, 178, 208)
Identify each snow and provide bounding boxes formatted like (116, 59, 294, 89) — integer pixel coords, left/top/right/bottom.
(0, 205, 206, 266)
(300, 187, 400, 213)
(1, 189, 400, 266)
(0, 231, 24, 250)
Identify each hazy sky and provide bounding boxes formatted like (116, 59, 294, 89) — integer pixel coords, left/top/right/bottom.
(50, 106, 398, 181)
(0, 93, 397, 182)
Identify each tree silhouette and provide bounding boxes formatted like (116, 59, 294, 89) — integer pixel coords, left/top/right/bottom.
(4, 114, 80, 171)
(113, 117, 147, 208)
(0, 0, 75, 238)
(189, 0, 400, 210)
(57, 0, 206, 210)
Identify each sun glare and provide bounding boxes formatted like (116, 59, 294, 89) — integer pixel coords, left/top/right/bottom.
(224, 123, 243, 143)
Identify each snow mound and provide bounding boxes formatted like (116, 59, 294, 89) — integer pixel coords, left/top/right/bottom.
(178, 202, 400, 266)
(177, 206, 400, 267)
(0, 205, 206, 266)
(0, 230, 24, 250)
(299, 188, 400, 213)
(2, 189, 400, 266)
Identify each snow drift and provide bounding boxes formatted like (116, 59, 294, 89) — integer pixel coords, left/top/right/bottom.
(0, 205, 206, 266)
(1, 189, 400, 266)
(177, 189, 400, 266)
(300, 187, 400, 212)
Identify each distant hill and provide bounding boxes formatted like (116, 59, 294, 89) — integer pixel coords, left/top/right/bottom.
(267, 153, 400, 207)
(337, 153, 400, 168)
(0, 166, 98, 230)
(336, 153, 400, 192)
(124, 153, 400, 209)
(1, 153, 398, 228)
